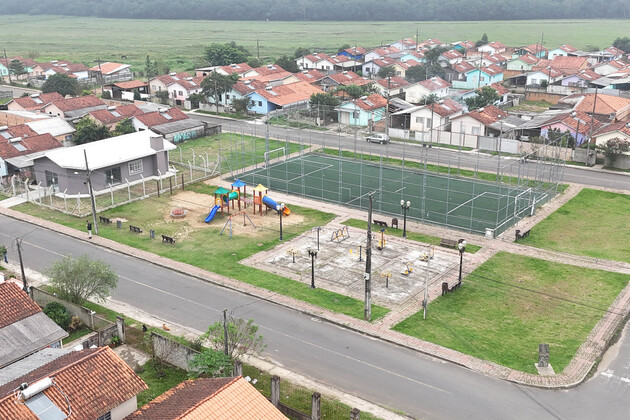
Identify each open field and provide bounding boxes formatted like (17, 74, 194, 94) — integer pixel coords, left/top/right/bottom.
(0, 15, 628, 73)
(393, 251, 629, 374)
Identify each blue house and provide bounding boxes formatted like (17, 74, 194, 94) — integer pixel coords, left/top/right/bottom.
(338, 46, 367, 61)
(337, 94, 387, 126)
(246, 81, 323, 115)
(452, 65, 504, 90)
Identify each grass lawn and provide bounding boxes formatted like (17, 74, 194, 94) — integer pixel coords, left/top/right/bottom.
(518, 188, 630, 263)
(62, 327, 92, 345)
(393, 252, 628, 373)
(15, 185, 389, 321)
(1, 15, 628, 73)
(136, 359, 189, 407)
(342, 218, 481, 254)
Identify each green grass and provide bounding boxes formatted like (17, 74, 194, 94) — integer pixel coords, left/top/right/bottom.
(136, 359, 189, 407)
(15, 186, 389, 321)
(0, 98, 12, 105)
(393, 252, 628, 373)
(342, 218, 481, 254)
(194, 110, 254, 120)
(518, 188, 630, 263)
(1, 15, 628, 73)
(62, 327, 92, 345)
(269, 115, 328, 131)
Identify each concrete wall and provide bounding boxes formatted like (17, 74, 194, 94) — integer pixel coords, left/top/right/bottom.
(605, 153, 630, 169)
(478, 136, 519, 154)
(151, 332, 200, 371)
(111, 396, 138, 420)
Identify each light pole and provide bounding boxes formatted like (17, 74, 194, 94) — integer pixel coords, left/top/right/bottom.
(400, 200, 410, 238)
(570, 111, 581, 158)
(428, 99, 443, 144)
(276, 203, 285, 241)
(308, 248, 317, 289)
(458, 239, 467, 283)
(496, 115, 504, 180)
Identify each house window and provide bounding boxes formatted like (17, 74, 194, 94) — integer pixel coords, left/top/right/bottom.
(45, 170, 58, 188)
(415, 116, 422, 123)
(426, 118, 432, 129)
(105, 167, 122, 185)
(128, 159, 143, 175)
(226, 94, 230, 100)
(179, 90, 183, 96)
(96, 412, 111, 420)
(258, 101, 262, 107)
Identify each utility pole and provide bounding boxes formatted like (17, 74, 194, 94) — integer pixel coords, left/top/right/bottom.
(16, 238, 27, 292)
(84, 150, 99, 235)
(93, 57, 105, 94)
(364, 193, 373, 321)
(587, 88, 598, 166)
(223, 309, 229, 356)
(4, 49, 12, 85)
(386, 76, 391, 136)
(423, 248, 430, 320)
(256, 39, 260, 59)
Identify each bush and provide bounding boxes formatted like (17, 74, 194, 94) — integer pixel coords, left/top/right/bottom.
(43, 302, 71, 330)
(101, 90, 111, 99)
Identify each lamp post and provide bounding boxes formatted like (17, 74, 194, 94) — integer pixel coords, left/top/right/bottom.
(458, 239, 467, 283)
(427, 99, 444, 144)
(400, 200, 410, 238)
(276, 203, 285, 241)
(308, 248, 317, 289)
(496, 116, 504, 180)
(570, 111, 581, 158)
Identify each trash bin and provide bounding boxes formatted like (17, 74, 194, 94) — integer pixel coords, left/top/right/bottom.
(116, 220, 122, 229)
(150, 229, 155, 239)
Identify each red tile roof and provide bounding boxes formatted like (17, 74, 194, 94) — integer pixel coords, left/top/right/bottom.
(89, 104, 143, 124)
(485, 54, 508, 64)
(464, 105, 508, 126)
(520, 44, 548, 54)
(418, 76, 451, 91)
(513, 54, 540, 65)
(134, 107, 188, 127)
(253, 81, 323, 106)
(441, 50, 463, 60)
(482, 64, 505, 76)
(242, 71, 294, 84)
(541, 110, 603, 135)
(453, 40, 476, 50)
(376, 76, 409, 89)
(155, 73, 204, 91)
(233, 79, 267, 95)
(556, 44, 578, 53)
(575, 93, 630, 116)
(251, 64, 287, 76)
(49, 95, 106, 112)
(485, 41, 507, 50)
(343, 46, 367, 55)
(453, 61, 476, 74)
(4, 124, 39, 138)
(535, 56, 588, 74)
(327, 71, 369, 86)
(219, 62, 253, 75)
(0, 282, 41, 329)
(605, 46, 625, 56)
(368, 46, 401, 57)
(594, 120, 630, 137)
(89, 62, 130, 75)
(572, 69, 600, 81)
(113, 80, 148, 90)
(10, 92, 64, 111)
(304, 53, 332, 64)
(596, 59, 629, 70)
(428, 98, 463, 118)
(294, 69, 325, 83)
(128, 377, 287, 419)
(369, 57, 396, 68)
(353, 93, 387, 111)
(490, 82, 509, 96)
(0, 133, 61, 159)
(0, 347, 147, 420)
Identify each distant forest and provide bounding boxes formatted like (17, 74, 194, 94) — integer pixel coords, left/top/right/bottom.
(2, 0, 630, 20)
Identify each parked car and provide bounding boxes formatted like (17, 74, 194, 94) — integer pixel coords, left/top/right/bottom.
(366, 133, 389, 144)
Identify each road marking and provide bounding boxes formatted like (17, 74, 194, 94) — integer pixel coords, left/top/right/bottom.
(600, 369, 630, 384)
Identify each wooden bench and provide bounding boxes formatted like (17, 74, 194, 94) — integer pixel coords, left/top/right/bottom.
(440, 238, 458, 249)
(99, 216, 112, 224)
(161, 234, 176, 244)
(129, 225, 142, 234)
(515, 229, 530, 242)
(373, 219, 388, 228)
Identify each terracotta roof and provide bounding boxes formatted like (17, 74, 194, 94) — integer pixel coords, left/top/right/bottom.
(596, 59, 629, 70)
(0, 133, 61, 159)
(376, 76, 409, 89)
(353, 93, 387, 111)
(535, 56, 588, 74)
(0, 56, 37, 68)
(418, 76, 451, 91)
(155, 73, 204, 91)
(0, 347, 147, 420)
(89, 104, 143, 124)
(453, 61, 476, 74)
(219, 62, 252, 75)
(128, 377, 286, 420)
(294, 69, 325, 83)
(555, 44, 578, 53)
(428, 98, 463, 118)
(441, 50, 463, 60)
(114, 80, 148, 89)
(251, 64, 287, 76)
(462, 105, 508, 126)
(418, 39, 444, 48)
(453, 40, 476, 50)
(343, 46, 367, 55)
(485, 54, 508, 64)
(512, 54, 540, 65)
(575, 93, 630, 116)
(520, 44, 548, 54)
(368, 46, 401, 57)
(10, 92, 64, 111)
(134, 108, 188, 127)
(369, 57, 396, 68)
(0, 282, 41, 329)
(252, 81, 323, 106)
(327, 71, 369, 86)
(534, 67, 564, 79)
(541, 110, 603, 135)
(242, 71, 294, 84)
(482, 64, 504, 76)
(571, 69, 601, 81)
(49, 95, 106, 112)
(594, 120, 630, 137)
(233, 79, 267, 95)
(404, 51, 425, 61)
(304, 53, 332, 64)
(3, 124, 38, 138)
(605, 46, 625, 56)
(89, 62, 130, 75)
(490, 82, 509, 95)
(40, 61, 89, 74)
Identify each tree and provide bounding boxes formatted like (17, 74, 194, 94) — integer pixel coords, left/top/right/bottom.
(310, 92, 341, 124)
(204, 42, 250, 66)
(601, 138, 630, 166)
(247, 57, 262, 68)
(201, 314, 265, 361)
(154, 90, 170, 105)
(612, 37, 630, 53)
(42, 73, 80, 97)
(337, 84, 365, 99)
(201, 72, 240, 114)
(9, 59, 26, 76)
(188, 348, 232, 378)
(43, 302, 71, 330)
(421, 93, 440, 105)
(275, 55, 299, 73)
(188, 93, 205, 109)
(475, 33, 489, 47)
(112, 118, 135, 136)
(377, 65, 396, 79)
(46, 254, 118, 304)
(405, 63, 444, 83)
(133, 88, 141, 100)
(294, 47, 311, 59)
(231, 97, 253, 115)
(144, 55, 158, 80)
(464, 86, 500, 110)
(338, 43, 351, 52)
(73, 117, 111, 144)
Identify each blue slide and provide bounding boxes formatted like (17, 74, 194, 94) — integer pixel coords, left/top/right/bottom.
(262, 195, 291, 215)
(204, 205, 220, 223)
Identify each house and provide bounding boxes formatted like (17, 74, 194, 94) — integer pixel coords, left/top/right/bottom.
(0, 57, 37, 80)
(540, 110, 602, 146)
(32, 130, 176, 194)
(0, 61, 8, 79)
(221, 79, 268, 109)
(443, 61, 476, 83)
(89, 62, 133, 81)
(294, 69, 325, 84)
(7, 92, 64, 112)
(296, 53, 335, 71)
(477, 41, 507, 55)
(506, 54, 540, 71)
(452, 65, 504, 89)
(452, 40, 476, 54)
(0, 346, 147, 420)
(450, 105, 508, 137)
(25, 117, 76, 144)
(592, 121, 630, 146)
(536, 56, 589, 74)
(573, 93, 630, 121)
(127, 376, 287, 420)
(405, 76, 451, 103)
(417, 38, 446, 50)
(362, 57, 396, 78)
(103, 80, 150, 101)
(337, 93, 387, 126)
(399, 50, 425, 64)
(391, 61, 420, 78)
(480, 54, 509, 67)
(526, 67, 564, 86)
(587, 46, 626, 63)
(604, 46, 626, 60)
(37, 60, 90, 80)
(0, 131, 62, 178)
(0, 281, 67, 368)
(373, 76, 410, 98)
(247, 81, 323, 114)
(132, 108, 207, 142)
(241, 70, 299, 87)
(363, 46, 401, 63)
(560, 69, 600, 88)
(149, 72, 204, 106)
(514, 44, 548, 58)
(592, 59, 629, 76)
(390, 38, 418, 51)
(88, 104, 144, 129)
(438, 50, 464, 67)
(548, 44, 579, 59)
(393, 98, 463, 134)
(316, 71, 370, 92)
(337, 46, 367, 61)
(42, 95, 108, 120)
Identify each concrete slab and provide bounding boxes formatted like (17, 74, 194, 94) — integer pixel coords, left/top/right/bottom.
(113, 344, 151, 371)
(535, 363, 556, 376)
(0, 197, 26, 208)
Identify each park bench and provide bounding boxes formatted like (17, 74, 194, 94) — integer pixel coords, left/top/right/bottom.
(161, 234, 176, 244)
(391, 218, 399, 229)
(129, 225, 142, 234)
(99, 216, 112, 224)
(373, 219, 388, 228)
(440, 238, 457, 249)
(442, 280, 462, 295)
(515, 229, 530, 242)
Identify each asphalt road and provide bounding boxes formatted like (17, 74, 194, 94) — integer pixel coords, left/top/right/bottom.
(189, 113, 630, 192)
(2, 214, 629, 419)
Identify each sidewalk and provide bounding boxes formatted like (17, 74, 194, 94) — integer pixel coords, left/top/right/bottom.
(1, 187, 629, 389)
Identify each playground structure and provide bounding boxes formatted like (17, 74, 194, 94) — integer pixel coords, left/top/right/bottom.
(206, 180, 290, 223)
(251, 184, 291, 217)
(219, 211, 257, 238)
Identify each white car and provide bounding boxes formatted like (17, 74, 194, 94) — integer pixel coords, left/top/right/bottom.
(366, 133, 390, 144)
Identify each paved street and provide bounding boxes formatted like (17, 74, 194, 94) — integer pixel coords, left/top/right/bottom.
(2, 212, 629, 419)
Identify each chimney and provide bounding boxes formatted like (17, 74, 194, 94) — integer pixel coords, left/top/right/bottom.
(149, 134, 164, 151)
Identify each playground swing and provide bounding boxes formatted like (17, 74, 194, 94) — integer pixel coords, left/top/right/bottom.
(219, 211, 257, 239)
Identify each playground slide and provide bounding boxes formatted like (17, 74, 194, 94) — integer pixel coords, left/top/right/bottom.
(262, 195, 291, 215)
(204, 205, 220, 223)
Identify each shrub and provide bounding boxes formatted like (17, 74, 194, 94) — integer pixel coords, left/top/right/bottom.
(101, 90, 112, 99)
(43, 302, 71, 330)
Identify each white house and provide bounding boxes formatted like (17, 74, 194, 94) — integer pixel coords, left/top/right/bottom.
(477, 41, 507, 55)
(404, 76, 451, 103)
(296, 53, 335, 71)
(363, 46, 401, 63)
(526, 68, 564, 86)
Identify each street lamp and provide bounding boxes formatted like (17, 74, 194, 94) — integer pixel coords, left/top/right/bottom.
(400, 200, 410, 238)
(570, 111, 581, 154)
(308, 248, 318, 289)
(276, 203, 285, 241)
(457, 239, 467, 283)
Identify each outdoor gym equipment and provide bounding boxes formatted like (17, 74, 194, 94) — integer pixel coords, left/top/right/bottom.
(419, 245, 435, 262)
(350, 244, 366, 262)
(380, 271, 392, 288)
(286, 247, 301, 263)
(376, 228, 387, 251)
(401, 262, 413, 276)
(330, 226, 350, 242)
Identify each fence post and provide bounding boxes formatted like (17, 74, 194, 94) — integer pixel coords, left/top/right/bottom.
(181, 174, 185, 190)
(201, 155, 207, 175)
(63, 189, 68, 212)
(126, 178, 131, 200)
(158, 169, 163, 190)
(109, 184, 114, 205)
(115, 316, 125, 343)
(24, 180, 29, 201)
(311, 392, 321, 420)
(350, 408, 360, 420)
(188, 162, 193, 181)
(270, 375, 280, 407)
(77, 196, 81, 214)
(37, 182, 42, 205)
(192, 149, 196, 167)
(156, 180, 160, 197)
(49, 187, 53, 206)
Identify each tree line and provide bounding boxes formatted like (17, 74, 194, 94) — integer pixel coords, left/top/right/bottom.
(3, 0, 630, 20)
